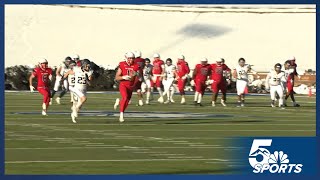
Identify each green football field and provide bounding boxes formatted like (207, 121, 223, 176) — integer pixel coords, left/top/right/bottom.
(5, 91, 316, 174)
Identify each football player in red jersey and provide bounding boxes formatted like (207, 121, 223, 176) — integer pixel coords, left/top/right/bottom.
(283, 60, 300, 107)
(209, 58, 231, 107)
(192, 58, 211, 106)
(152, 53, 165, 103)
(133, 51, 145, 106)
(115, 52, 140, 122)
(175, 55, 190, 104)
(29, 58, 53, 116)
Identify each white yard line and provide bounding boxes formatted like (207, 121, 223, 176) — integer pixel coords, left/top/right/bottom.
(5, 158, 231, 164)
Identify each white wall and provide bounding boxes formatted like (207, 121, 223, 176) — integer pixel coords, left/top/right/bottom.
(5, 5, 316, 71)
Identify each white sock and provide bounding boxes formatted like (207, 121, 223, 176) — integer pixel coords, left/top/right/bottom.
(197, 94, 202, 103)
(146, 91, 150, 101)
(157, 87, 163, 97)
(170, 90, 174, 100)
(194, 92, 199, 102)
(42, 103, 46, 111)
(120, 112, 124, 118)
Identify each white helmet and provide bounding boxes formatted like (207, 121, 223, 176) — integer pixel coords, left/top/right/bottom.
(134, 51, 142, 58)
(72, 54, 80, 60)
(201, 58, 208, 62)
(153, 53, 160, 58)
(125, 52, 135, 58)
(38, 58, 48, 64)
(178, 55, 185, 60)
(288, 56, 296, 61)
(216, 58, 223, 62)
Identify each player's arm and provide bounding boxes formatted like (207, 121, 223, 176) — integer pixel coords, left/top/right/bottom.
(29, 71, 36, 92)
(160, 64, 165, 79)
(56, 66, 62, 76)
(115, 68, 131, 81)
(63, 70, 74, 79)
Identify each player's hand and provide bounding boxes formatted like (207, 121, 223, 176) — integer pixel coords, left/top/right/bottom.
(29, 85, 35, 93)
(122, 75, 131, 80)
(190, 80, 195, 86)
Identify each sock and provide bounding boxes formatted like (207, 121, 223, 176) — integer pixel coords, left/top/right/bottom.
(146, 91, 150, 101)
(194, 92, 199, 102)
(59, 90, 67, 98)
(170, 90, 174, 100)
(197, 94, 202, 103)
(157, 87, 163, 97)
(42, 103, 46, 111)
(51, 90, 56, 98)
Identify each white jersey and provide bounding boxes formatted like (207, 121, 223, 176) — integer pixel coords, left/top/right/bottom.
(235, 64, 251, 81)
(143, 64, 153, 81)
(165, 64, 176, 79)
(59, 62, 70, 76)
(73, 67, 93, 89)
(267, 70, 286, 86)
(68, 73, 75, 87)
(283, 68, 295, 82)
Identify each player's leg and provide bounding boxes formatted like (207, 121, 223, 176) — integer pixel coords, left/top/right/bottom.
(211, 82, 219, 107)
(145, 80, 152, 104)
(169, 85, 175, 103)
(156, 76, 164, 103)
(119, 84, 129, 122)
(135, 80, 143, 106)
(287, 82, 299, 107)
(178, 79, 186, 104)
(276, 85, 285, 108)
(57, 80, 69, 103)
(236, 80, 242, 107)
(220, 82, 227, 107)
(162, 79, 170, 104)
(51, 76, 62, 104)
(38, 88, 50, 116)
(196, 81, 206, 106)
(270, 86, 276, 107)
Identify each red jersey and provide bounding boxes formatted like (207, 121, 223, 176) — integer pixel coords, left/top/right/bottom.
(176, 61, 190, 78)
(135, 57, 145, 77)
(118, 61, 140, 86)
(210, 64, 231, 82)
(76, 60, 82, 67)
(290, 61, 298, 80)
(194, 64, 211, 82)
(32, 67, 53, 87)
(152, 59, 164, 75)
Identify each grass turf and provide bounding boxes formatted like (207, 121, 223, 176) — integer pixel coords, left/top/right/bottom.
(5, 92, 316, 174)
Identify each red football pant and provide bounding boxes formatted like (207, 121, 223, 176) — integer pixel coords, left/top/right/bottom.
(287, 81, 294, 93)
(38, 87, 50, 107)
(153, 76, 162, 88)
(195, 80, 206, 95)
(119, 83, 134, 112)
(177, 78, 186, 95)
(211, 81, 226, 94)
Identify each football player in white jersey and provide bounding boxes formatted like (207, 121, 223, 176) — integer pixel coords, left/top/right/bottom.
(51, 56, 72, 105)
(66, 60, 77, 105)
(232, 58, 259, 107)
(64, 59, 93, 123)
(162, 58, 176, 104)
(141, 58, 153, 104)
(265, 63, 287, 109)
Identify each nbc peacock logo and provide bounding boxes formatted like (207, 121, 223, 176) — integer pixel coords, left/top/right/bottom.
(248, 139, 303, 173)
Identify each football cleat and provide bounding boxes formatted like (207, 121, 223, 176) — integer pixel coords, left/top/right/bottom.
(181, 97, 186, 104)
(55, 97, 61, 105)
(49, 98, 53, 105)
(42, 110, 47, 116)
(138, 100, 144, 106)
(221, 100, 227, 107)
(158, 96, 164, 103)
(164, 100, 170, 104)
(114, 98, 120, 110)
(71, 113, 77, 123)
(170, 99, 175, 103)
(119, 114, 125, 123)
(241, 103, 245, 107)
(212, 101, 216, 107)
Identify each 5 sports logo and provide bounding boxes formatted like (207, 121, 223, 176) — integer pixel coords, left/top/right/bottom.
(248, 139, 303, 174)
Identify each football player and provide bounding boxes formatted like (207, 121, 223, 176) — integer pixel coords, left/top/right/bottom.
(29, 58, 53, 116)
(192, 58, 211, 106)
(163, 58, 176, 104)
(265, 63, 286, 108)
(233, 58, 259, 107)
(209, 58, 231, 107)
(152, 53, 165, 103)
(283, 60, 300, 107)
(133, 51, 145, 106)
(175, 55, 190, 104)
(114, 52, 140, 122)
(64, 59, 93, 123)
(141, 58, 153, 104)
(51, 56, 72, 104)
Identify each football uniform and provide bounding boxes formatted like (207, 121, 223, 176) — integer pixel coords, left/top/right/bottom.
(141, 64, 153, 92)
(210, 64, 231, 93)
(234, 64, 251, 95)
(152, 59, 165, 88)
(284, 68, 295, 93)
(176, 61, 190, 95)
(32, 67, 53, 106)
(193, 64, 211, 95)
(54, 62, 70, 91)
(163, 64, 176, 92)
(72, 66, 93, 98)
(118, 61, 140, 112)
(133, 57, 145, 91)
(266, 70, 287, 104)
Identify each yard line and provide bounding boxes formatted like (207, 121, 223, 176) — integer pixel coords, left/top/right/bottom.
(5, 146, 242, 150)
(5, 158, 232, 164)
(5, 129, 315, 132)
